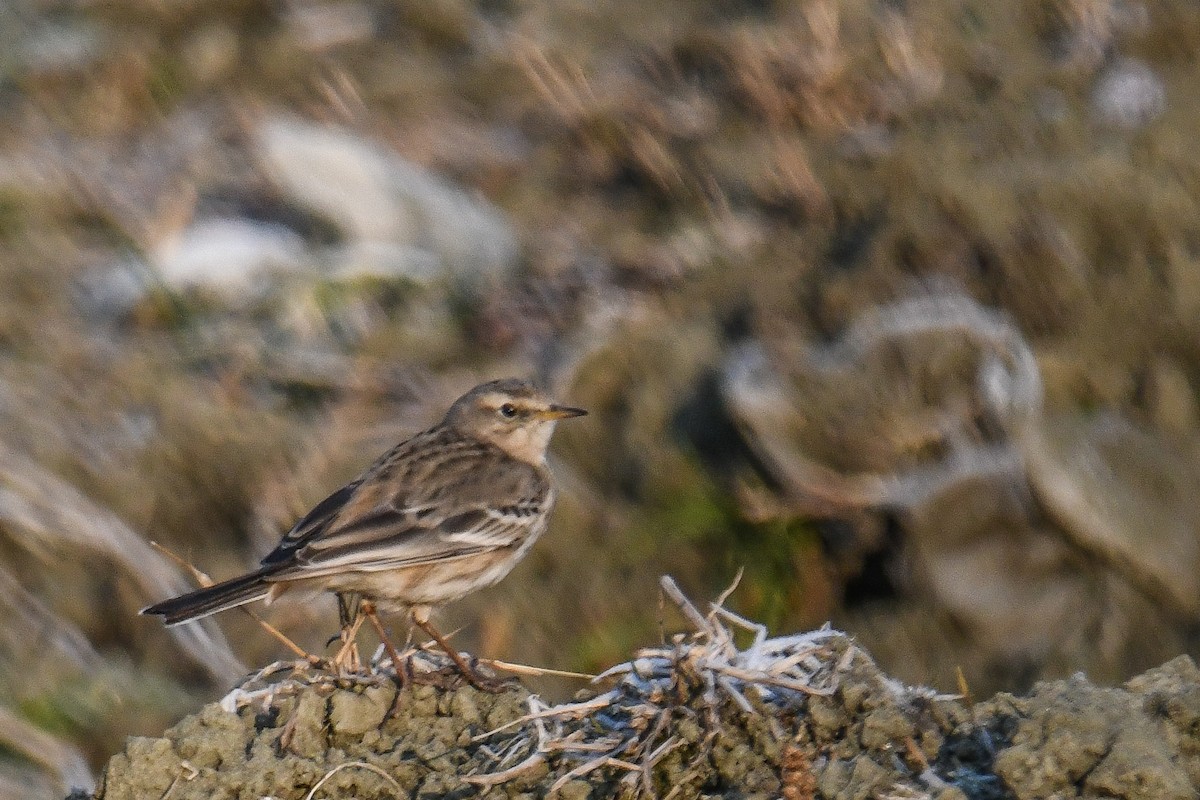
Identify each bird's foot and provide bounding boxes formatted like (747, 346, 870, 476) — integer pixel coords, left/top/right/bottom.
(457, 662, 518, 694)
(403, 661, 514, 693)
(405, 616, 514, 692)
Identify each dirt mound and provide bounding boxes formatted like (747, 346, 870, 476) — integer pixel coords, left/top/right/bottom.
(92, 581, 1200, 800)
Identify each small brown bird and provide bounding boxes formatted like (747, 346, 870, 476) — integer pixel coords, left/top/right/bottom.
(142, 378, 586, 682)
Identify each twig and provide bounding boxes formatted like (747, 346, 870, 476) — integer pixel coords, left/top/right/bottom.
(467, 576, 857, 792)
(462, 752, 547, 787)
(150, 541, 315, 662)
(659, 576, 708, 631)
(478, 658, 596, 680)
(482, 734, 531, 771)
(707, 664, 837, 696)
(149, 541, 216, 587)
(157, 761, 197, 800)
(641, 735, 683, 796)
(837, 645, 858, 672)
(710, 568, 744, 613)
(543, 738, 622, 754)
(709, 605, 769, 650)
(247, 613, 317, 662)
(471, 693, 618, 742)
(301, 762, 401, 800)
(547, 755, 640, 795)
(717, 675, 754, 713)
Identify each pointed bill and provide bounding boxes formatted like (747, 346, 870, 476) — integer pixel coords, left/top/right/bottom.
(539, 405, 588, 420)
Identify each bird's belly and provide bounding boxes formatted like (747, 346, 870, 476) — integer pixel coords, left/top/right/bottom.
(319, 530, 543, 609)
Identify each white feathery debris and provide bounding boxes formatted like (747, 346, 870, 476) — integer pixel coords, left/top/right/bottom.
(466, 575, 856, 788)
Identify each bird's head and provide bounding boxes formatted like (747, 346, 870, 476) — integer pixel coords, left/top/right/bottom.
(444, 378, 587, 464)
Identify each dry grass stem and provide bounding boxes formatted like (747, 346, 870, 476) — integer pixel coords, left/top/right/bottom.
(477, 658, 596, 680)
(301, 761, 401, 800)
(151, 541, 315, 663)
(469, 575, 849, 793)
(461, 752, 546, 786)
(0, 444, 243, 680)
(0, 705, 94, 795)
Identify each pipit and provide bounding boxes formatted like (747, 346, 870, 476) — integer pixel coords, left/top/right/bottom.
(142, 378, 586, 685)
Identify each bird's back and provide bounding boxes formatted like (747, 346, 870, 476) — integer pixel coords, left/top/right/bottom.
(259, 424, 552, 576)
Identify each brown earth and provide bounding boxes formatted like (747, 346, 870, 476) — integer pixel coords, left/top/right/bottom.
(92, 641, 1200, 800)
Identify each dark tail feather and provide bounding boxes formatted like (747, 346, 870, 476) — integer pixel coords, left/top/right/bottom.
(141, 568, 273, 626)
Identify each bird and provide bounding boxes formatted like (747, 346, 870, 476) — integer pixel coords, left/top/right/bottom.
(142, 378, 586, 685)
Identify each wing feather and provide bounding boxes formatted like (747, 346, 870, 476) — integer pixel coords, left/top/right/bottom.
(258, 428, 550, 581)
(260, 480, 360, 566)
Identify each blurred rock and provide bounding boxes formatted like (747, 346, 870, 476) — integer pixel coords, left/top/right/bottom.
(325, 238, 442, 283)
(149, 217, 307, 297)
(1025, 412, 1200, 617)
(1092, 58, 1165, 129)
(179, 24, 239, 86)
(1033, 87, 1070, 125)
(285, 2, 376, 51)
(255, 114, 520, 286)
(720, 293, 1200, 681)
(1147, 357, 1199, 438)
(720, 295, 1037, 518)
(1168, 245, 1200, 321)
(75, 260, 148, 322)
(17, 20, 108, 76)
(839, 123, 895, 160)
(906, 474, 1085, 664)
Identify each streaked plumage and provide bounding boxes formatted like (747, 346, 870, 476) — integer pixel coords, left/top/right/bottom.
(141, 379, 585, 638)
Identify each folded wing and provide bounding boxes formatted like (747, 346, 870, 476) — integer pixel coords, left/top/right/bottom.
(259, 437, 550, 581)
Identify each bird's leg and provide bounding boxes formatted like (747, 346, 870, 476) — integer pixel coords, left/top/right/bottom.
(361, 601, 408, 685)
(332, 614, 366, 673)
(331, 592, 364, 673)
(411, 612, 507, 692)
(337, 591, 362, 629)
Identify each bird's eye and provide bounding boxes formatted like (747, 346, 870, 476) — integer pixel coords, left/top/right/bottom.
(499, 403, 517, 418)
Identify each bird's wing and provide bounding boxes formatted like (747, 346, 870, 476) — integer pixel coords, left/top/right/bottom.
(260, 432, 550, 578)
(259, 480, 362, 567)
(259, 427, 444, 567)
(276, 504, 544, 578)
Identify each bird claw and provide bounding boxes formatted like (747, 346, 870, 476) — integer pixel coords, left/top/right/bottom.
(464, 672, 519, 694)
(452, 655, 519, 693)
(402, 662, 515, 693)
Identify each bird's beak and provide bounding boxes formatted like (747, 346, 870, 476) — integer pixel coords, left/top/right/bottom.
(540, 404, 588, 420)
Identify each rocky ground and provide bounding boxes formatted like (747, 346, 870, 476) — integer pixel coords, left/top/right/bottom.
(91, 581, 1200, 800)
(91, 641, 1200, 800)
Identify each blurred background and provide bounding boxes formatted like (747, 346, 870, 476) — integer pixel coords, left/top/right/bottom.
(2, 0, 1200, 795)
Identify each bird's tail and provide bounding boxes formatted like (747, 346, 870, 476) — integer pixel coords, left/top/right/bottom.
(141, 568, 274, 626)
